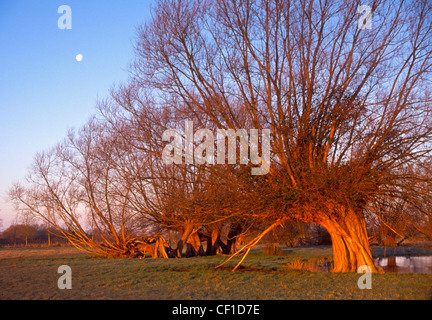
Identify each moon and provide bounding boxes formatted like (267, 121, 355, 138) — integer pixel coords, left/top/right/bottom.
(75, 54, 83, 62)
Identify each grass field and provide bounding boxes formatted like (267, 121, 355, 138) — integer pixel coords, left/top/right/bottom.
(1, 245, 431, 300)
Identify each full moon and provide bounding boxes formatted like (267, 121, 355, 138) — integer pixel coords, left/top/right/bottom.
(76, 54, 83, 62)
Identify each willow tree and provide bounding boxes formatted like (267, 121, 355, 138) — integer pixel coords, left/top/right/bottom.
(9, 118, 144, 257)
(131, 0, 432, 271)
(98, 85, 263, 257)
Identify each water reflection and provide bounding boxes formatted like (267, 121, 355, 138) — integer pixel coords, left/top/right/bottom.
(374, 256, 432, 274)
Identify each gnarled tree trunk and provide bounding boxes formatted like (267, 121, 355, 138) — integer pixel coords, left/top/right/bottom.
(175, 224, 195, 258)
(209, 229, 222, 255)
(186, 231, 205, 257)
(320, 206, 380, 273)
(226, 224, 243, 254)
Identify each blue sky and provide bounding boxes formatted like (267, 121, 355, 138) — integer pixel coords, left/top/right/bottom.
(0, 0, 154, 229)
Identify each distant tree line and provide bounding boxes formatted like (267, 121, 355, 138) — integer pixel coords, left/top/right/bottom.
(0, 224, 69, 246)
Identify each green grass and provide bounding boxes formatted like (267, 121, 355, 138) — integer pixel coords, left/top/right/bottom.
(0, 246, 431, 300)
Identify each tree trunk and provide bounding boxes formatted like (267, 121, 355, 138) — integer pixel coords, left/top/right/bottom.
(154, 238, 169, 258)
(204, 234, 212, 255)
(226, 225, 242, 254)
(176, 224, 195, 258)
(186, 231, 204, 257)
(320, 207, 380, 273)
(208, 229, 222, 255)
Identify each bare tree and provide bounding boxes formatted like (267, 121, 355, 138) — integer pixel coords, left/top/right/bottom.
(130, 0, 432, 271)
(9, 118, 143, 257)
(98, 83, 266, 257)
(368, 160, 432, 244)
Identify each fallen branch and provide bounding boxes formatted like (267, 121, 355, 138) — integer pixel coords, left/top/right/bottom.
(215, 219, 284, 271)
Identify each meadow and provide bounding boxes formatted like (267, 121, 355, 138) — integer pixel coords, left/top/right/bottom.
(1, 245, 431, 300)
